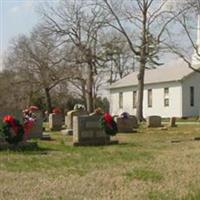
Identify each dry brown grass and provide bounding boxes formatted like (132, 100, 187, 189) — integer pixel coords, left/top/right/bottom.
(1, 124, 200, 200)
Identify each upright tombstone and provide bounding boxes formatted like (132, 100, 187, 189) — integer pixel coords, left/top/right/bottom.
(117, 115, 138, 133)
(62, 108, 88, 135)
(49, 113, 63, 131)
(28, 111, 43, 139)
(64, 115, 68, 128)
(169, 117, 176, 127)
(147, 116, 162, 128)
(66, 109, 88, 129)
(73, 115, 118, 146)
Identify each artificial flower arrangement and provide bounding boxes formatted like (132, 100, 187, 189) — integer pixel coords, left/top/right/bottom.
(0, 115, 24, 145)
(0, 106, 37, 145)
(100, 112, 118, 136)
(52, 107, 62, 114)
(120, 112, 130, 119)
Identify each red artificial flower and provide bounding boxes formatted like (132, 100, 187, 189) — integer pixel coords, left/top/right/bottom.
(3, 115, 19, 135)
(103, 112, 113, 124)
(52, 108, 61, 114)
(3, 115, 15, 124)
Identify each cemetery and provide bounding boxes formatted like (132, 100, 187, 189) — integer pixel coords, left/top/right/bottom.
(1, 107, 200, 200)
(1, 0, 200, 199)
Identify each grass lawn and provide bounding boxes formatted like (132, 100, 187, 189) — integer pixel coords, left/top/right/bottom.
(162, 117, 200, 123)
(1, 125, 200, 200)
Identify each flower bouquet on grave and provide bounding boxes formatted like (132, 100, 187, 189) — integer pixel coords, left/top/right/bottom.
(52, 107, 62, 114)
(100, 112, 118, 136)
(23, 107, 37, 140)
(1, 115, 24, 145)
(120, 112, 130, 119)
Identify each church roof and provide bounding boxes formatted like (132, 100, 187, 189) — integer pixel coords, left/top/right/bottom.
(110, 59, 199, 89)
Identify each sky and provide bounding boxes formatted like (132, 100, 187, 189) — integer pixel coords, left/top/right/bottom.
(0, 0, 197, 70)
(0, 0, 58, 69)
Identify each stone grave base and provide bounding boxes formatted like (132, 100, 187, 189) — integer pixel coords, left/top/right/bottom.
(0, 141, 38, 150)
(73, 138, 118, 146)
(41, 133, 52, 140)
(28, 130, 43, 139)
(61, 129, 73, 136)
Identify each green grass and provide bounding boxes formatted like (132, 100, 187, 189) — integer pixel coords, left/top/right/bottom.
(182, 191, 200, 200)
(149, 190, 200, 200)
(148, 191, 176, 200)
(1, 124, 200, 200)
(125, 168, 163, 182)
(0, 139, 153, 175)
(162, 117, 200, 123)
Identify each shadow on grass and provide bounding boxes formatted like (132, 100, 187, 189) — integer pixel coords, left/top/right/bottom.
(0, 142, 52, 155)
(117, 142, 143, 147)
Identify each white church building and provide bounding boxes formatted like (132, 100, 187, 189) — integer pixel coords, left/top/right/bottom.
(109, 18, 200, 118)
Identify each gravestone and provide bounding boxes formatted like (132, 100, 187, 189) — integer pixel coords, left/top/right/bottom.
(66, 110, 88, 129)
(117, 116, 138, 133)
(73, 115, 118, 146)
(147, 116, 162, 127)
(169, 117, 176, 127)
(49, 113, 63, 131)
(63, 109, 88, 135)
(64, 115, 68, 128)
(28, 111, 43, 139)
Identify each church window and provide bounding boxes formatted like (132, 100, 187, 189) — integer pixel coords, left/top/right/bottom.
(133, 91, 137, 108)
(164, 88, 169, 107)
(190, 86, 194, 106)
(148, 89, 152, 107)
(119, 92, 123, 109)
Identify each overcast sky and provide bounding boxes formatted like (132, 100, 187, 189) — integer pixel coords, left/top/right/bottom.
(0, 0, 58, 69)
(0, 0, 198, 70)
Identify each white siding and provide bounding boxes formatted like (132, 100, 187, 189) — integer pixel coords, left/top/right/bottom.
(182, 72, 200, 117)
(110, 82, 183, 118)
(143, 82, 182, 117)
(110, 87, 134, 115)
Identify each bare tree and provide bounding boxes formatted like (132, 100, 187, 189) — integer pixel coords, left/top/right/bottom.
(101, 32, 135, 83)
(5, 26, 71, 112)
(0, 69, 26, 111)
(41, 0, 109, 113)
(99, 0, 187, 121)
(163, 0, 200, 72)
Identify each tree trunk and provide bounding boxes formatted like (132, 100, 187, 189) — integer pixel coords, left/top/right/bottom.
(86, 63, 93, 113)
(136, 5, 147, 122)
(136, 62, 145, 122)
(81, 79, 87, 108)
(45, 88, 52, 113)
